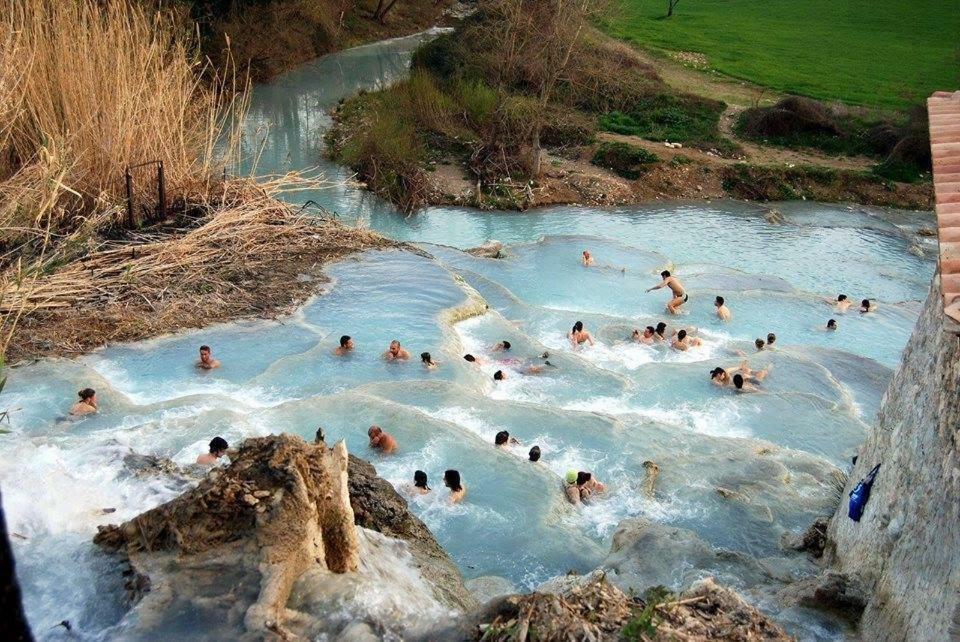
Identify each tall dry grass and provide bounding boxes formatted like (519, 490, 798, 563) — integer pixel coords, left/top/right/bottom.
(0, 0, 247, 254)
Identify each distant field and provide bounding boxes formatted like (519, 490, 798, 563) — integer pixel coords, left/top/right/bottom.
(603, 0, 960, 109)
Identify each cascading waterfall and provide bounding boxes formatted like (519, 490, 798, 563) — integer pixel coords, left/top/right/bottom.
(0, 32, 937, 641)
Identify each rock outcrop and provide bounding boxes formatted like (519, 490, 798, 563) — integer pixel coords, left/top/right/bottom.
(93, 435, 473, 640)
(823, 280, 960, 640)
(95, 434, 360, 639)
(419, 573, 791, 641)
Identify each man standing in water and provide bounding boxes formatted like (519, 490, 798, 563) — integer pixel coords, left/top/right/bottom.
(368, 425, 398, 453)
(647, 270, 687, 314)
(715, 296, 732, 321)
(334, 335, 354, 356)
(671, 329, 702, 351)
(197, 437, 229, 465)
(383, 340, 410, 361)
(826, 294, 851, 313)
(196, 345, 221, 370)
(69, 388, 98, 416)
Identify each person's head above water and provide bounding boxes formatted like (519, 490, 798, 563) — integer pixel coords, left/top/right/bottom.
(494, 340, 511, 351)
(78, 388, 96, 402)
(710, 367, 725, 379)
(677, 329, 687, 340)
(572, 321, 584, 333)
(444, 469, 462, 491)
(463, 354, 476, 362)
(495, 430, 510, 446)
(644, 326, 655, 336)
(827, 319, 837, 330)
(199, 345, 212, 359)
(655, 322, 667, 336)
(755, 338, 765, 350)
(576, 471, 592, 486)
(414, 470, 429, 489)
(715, 296, 724, 307)
(733, 373, 745, 389)
(421, 352, 433, 364)
(565, 470, 577, 484)
(339, 335, 353, 349)
(529, 445, 541, 462)
(389, 340, 401, 353)
(493, 370, 506, 381)
(661, 270, 671, 279)
(837, 294, 847, 302)
(368, 425, 383, 438)
(861, 299, 871, 310)
(767, 332, 776, 345)
(208, 436, 229, 457)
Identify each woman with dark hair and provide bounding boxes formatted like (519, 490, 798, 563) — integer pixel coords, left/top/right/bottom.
(568, 321, 595, 348)
(654, 322, 668, 342)
(421, 352, 439, 370)
(413, 470, 431, 495)
(69, 388, 98, 416)
(494, 430, 520, 447)
(444, 469, 466, 503)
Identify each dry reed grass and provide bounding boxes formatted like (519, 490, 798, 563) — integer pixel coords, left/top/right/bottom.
(0, 0, 247, 253)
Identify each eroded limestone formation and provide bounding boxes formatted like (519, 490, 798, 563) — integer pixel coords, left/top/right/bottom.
(95, 434, 360, 640)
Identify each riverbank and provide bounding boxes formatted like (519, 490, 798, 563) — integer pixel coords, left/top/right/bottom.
(2, 177, 400, 364)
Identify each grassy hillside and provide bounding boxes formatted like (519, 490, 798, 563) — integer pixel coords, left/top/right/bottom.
(603, 0, 960, 109)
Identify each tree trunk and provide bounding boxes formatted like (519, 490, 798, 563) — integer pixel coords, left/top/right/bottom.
(667, 0, 679, 17)
(374, 0, 400, 22)
(530, 121, 542, 178)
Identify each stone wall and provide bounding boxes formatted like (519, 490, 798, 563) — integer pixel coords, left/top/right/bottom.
(826, 279, 960, 640)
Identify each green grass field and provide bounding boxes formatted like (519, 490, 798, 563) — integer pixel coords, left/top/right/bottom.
(603, 0, 960, 109)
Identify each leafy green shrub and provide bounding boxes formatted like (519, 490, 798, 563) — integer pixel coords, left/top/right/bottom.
(591, 141, 659, 179)
(599, 93, 735, 155)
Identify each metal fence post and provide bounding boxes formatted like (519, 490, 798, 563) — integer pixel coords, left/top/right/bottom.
(125, 168, 135, 228)
(157, 160, 167, 220)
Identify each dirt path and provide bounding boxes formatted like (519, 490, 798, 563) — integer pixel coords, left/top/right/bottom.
(618, 46, 877, 172)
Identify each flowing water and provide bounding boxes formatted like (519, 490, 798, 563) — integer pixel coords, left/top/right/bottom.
(1, 33, 937, 641)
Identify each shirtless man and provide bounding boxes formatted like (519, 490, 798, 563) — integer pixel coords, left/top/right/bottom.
(196, 345, 221, 370)
(711, 362, 769, 386)
(582, 250, 595, 267)
(647, 270, 687, 314)
(368, 425, 398, 454)
(383, 340, 410, 361)
(754, 338, 766, 351)
(633, 326, 656, 344)
(569, 321, 595, 348)
(715, 296, 732, 321)
(444, 469, 466, 503)
(826, 294, 852, 313)
(334, 335, 354, 356)
(671, 329, 702, 351)
(69, 388, 98, 416)
(196, 437, 229, 465)
(463, 354, 485, 365)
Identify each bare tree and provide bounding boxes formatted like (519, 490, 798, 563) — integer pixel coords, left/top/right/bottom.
(371, 0, 400, 23)
(476, 0, 605, 178)
(666, 0, 679, 17)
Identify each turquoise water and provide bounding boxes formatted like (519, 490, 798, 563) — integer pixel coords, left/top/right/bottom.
(1, 33, 936, 641)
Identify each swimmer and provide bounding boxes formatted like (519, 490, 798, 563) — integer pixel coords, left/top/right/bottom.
(755, 338, 766, 351)
(196, 345, 221, 370)
(368, 425, 398, 454)
(709, 367, 730, 387)
(671, 329, 702, 351)
(575, 471, 606, 503)
(494, 430, 521, 447)
(411, 470, 431, 495)
(582, 250, 595, 267)
(529, 445, 542, 462)
(766, 333, 776, 348)
(69, 388, 98, 416)
(444, 469, 466, 503)
(715, 296, 732, 321)
(493, 369, 507, 381)
(654, 322, 668, 342)
(860, 299, 876, 314)
(383, 340, 410, 361)
(732, 373, 759, 393)
(647, 270, 687, 314)
(421, 352, 439, 370)
(196, 436, 229, 465)
(569, 321, 595, 348)
(564, 470, 582, 505)
(491, 340, 512, 352)
(826, 319, 838, 331)
(334, 335, 354, 356)
(633, 326, 656, 344)
(463, 354, 485, 365)
(826, 294, 851, 313)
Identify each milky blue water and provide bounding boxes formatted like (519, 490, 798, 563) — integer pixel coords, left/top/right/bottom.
(0, 33, 936, 641)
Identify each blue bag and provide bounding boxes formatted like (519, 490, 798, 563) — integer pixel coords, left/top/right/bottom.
(848, 463, 881, 522)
